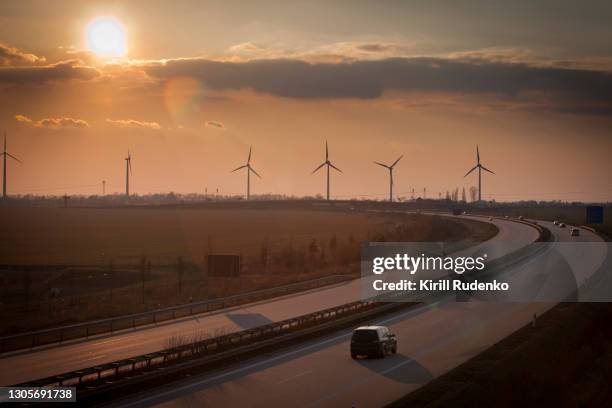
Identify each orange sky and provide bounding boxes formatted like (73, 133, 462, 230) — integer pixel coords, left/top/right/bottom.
(1, 1, 611, 202)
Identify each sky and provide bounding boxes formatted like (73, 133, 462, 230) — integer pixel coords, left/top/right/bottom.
(0, 0, 611, 202)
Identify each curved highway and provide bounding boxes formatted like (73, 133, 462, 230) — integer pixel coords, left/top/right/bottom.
(111, 219, 607, 408)
(0, 216, 538, 386)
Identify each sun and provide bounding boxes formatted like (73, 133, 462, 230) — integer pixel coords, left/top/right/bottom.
(86, 16, 127, 58)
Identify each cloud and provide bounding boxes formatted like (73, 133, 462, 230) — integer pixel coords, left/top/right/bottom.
(14, 114, 33, 124)
(15, 114, 89, 129)
(143, 56, 612, 115)
(0, 43, 45, 66)
(106, 119, 162, 130)
(0, 59, 100, 84)
(205, 120, 225, 130)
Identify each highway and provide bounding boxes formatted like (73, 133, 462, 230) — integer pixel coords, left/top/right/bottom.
(111, 219, 607, 408)
(0, 215, 538, 386)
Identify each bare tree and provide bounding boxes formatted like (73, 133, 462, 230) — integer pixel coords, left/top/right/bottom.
(469, 186, 478, 202)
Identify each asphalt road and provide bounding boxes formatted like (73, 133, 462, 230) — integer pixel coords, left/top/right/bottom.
(111, 219, 607, 408)
(0, 216, 538, 386)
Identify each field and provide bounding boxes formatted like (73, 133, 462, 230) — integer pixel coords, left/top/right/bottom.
(390, 302, 612, 408)
(0, 205, 497, 333)
(0, 207, 395, 265)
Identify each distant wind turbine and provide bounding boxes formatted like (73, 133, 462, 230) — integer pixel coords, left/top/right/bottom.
(2, 132, 22, 199)
(232, 146, 261, 200)
(374, 155, 403, 202)
(312, 141, 342, 201)
(125, 151, 132, 197)
(464, 145, 494, 202)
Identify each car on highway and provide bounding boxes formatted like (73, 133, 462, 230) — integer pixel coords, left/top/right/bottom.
(350, 326, 397, 359)
(553, 220, 559, 225)
(571, 228, 580, 237)
(518, 216, 525, 220)
(559, 222, 566, 228)
(489, 217, 494, 221)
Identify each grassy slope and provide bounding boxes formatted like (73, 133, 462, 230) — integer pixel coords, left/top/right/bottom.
(389, 303, 612, 408)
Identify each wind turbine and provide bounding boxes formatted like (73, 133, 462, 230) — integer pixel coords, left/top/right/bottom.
(232, 146, 261, 200)
(374, 155, 403, 202)
(312, 141, 342, 201)
(2, 132, 22, 199)
(464, 145, 494, 202)
(125, 151, 132, 197)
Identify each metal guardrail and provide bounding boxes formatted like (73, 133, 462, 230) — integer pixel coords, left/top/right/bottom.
(17, 291, 417, 389)
(0, 274, 353, 353)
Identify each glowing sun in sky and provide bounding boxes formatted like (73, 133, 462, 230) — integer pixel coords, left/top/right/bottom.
(86, 16, 127, 58)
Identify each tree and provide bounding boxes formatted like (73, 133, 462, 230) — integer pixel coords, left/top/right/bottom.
(451, 188, 459, 202)
(469, 186, 478, 202)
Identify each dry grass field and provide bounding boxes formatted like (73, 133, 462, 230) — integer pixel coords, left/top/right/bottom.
(0, 207, 395, 265)
(0, 206, 497, 333)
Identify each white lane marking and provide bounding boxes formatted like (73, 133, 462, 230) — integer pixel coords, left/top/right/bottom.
(116, 303, 436, 407)
(276, 370, 313, 385)
(80, 355, 107, 363)
(91, 337, 126, 346)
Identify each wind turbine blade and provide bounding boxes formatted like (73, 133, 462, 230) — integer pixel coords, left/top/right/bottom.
(391, 155, 403, 168)
(6, 152, 22, 163)
(249, 166, 262, 178)
(481, 165, 495, 174)
(464, 165, 478, 177)
(374, 161, 389, 169)
(329, 162, 342, 173)
(248, 146, 252, 164)
(476, 145, 480, 164)
(129, 158, 132, 175)
(325, 141, 329, 161)
(312, 162, 326, 174)
(232, 164, 248, 172)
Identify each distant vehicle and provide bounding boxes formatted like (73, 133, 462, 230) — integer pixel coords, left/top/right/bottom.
(553, 220, 559, 225)
(351, 326, 397, 359)
(571, 228, 580, 236)
(489, 217, 494, 221)
(518, 216, 525, 220)
(452, 209, 462, 216)
(504, 215, 509, 219)
(462, 211, 467, 215)
(559, 223, 566, 228)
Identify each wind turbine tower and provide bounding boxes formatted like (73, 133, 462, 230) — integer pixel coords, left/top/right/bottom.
(374, 155, 403, 202)
(125, 151, 132, 197)
(464, 145, 495, 202)
(231, 146, 261, 200)
(2, 132, 22, 199)
(312, 141, 342, 201)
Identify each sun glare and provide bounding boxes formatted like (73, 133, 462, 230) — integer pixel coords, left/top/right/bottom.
(86, 16, 127, 58)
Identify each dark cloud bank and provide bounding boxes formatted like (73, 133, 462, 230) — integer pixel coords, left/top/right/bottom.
(146, 57, 612, 116)
(0, 59, 99, 84)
